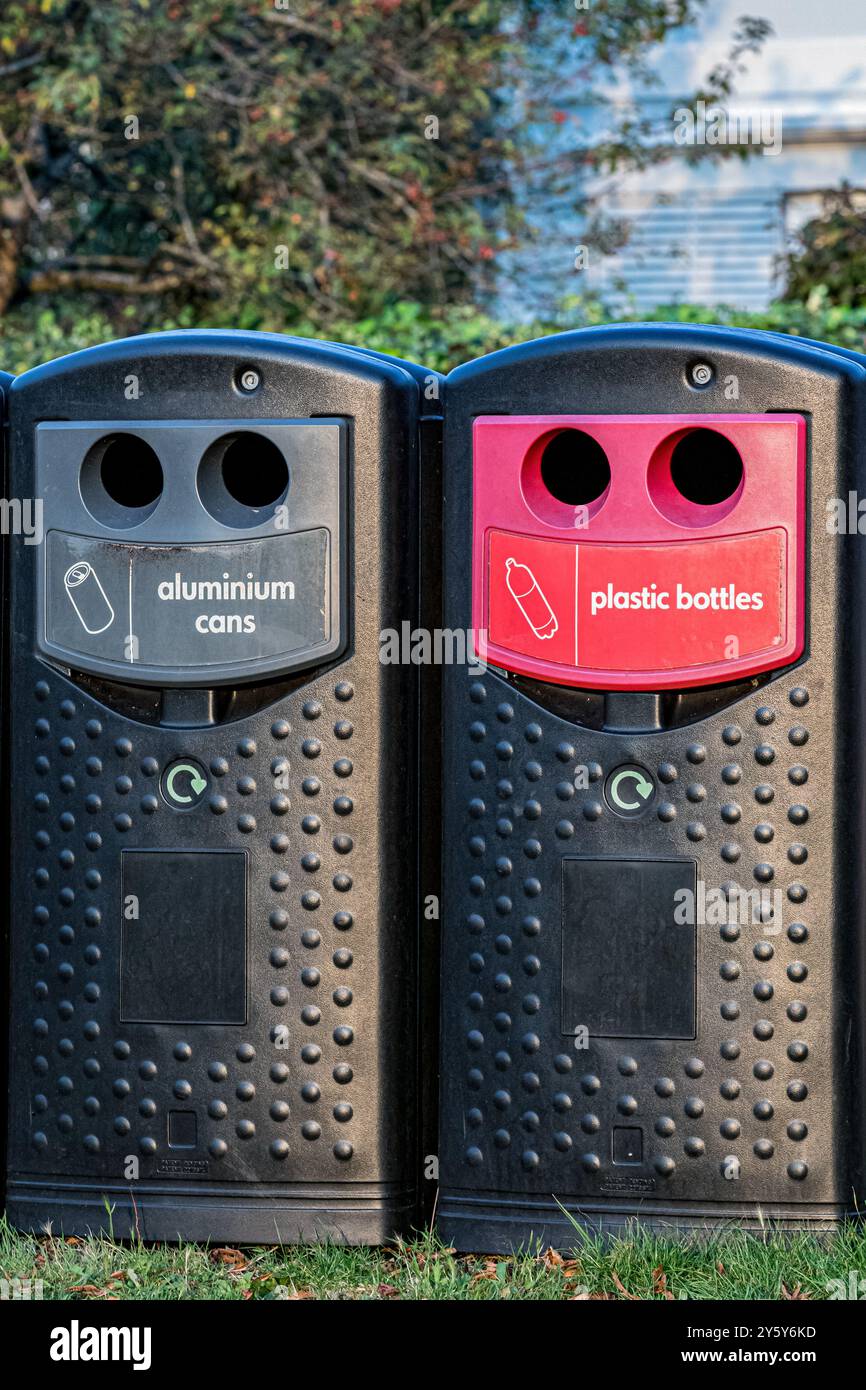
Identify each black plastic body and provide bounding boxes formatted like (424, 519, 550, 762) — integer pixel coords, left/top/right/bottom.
(0, 369, 14, 1205)
(437, 324, 866, 1248)
(4, 331, 437, 1243)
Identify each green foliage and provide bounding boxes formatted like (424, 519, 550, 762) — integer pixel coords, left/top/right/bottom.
(0, 0, 529, 327)
(0, 0, 747, 339)
(2, 294, 864, 378)
(0, 0, 840, 374)
(781, 186, 866, 310)
(620, 296, 866, 354)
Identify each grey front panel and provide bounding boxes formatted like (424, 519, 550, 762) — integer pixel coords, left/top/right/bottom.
(46, 530, 331, 672)
(35, 419, 345, 684)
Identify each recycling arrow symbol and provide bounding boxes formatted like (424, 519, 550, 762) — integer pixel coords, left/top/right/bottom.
(162, 759, 209, 807)
(610, 769, 653, 810)
(604, 764, 656, 818)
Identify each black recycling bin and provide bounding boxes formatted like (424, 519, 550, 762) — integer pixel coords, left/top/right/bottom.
(0, 365, 15, 1186)
(4, 330, 439, 1243)
(437, 324, 866, 1248)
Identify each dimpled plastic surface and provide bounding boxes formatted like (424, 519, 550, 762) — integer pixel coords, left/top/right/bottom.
(4, 333, 429, 1243)
(438, 325, 866, 1248)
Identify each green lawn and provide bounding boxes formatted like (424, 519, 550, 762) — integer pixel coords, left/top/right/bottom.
(2, 1218, 865, 1300)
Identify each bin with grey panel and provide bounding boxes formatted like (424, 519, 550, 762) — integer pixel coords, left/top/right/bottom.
(4, 331, 435, 1243)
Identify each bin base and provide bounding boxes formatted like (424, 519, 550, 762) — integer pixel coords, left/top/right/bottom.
(438, 1189, 858, 1252)
(6, 1176, 416, 1245)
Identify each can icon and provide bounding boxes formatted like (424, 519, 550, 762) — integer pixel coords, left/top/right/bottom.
(64, 561, 115, 635)
(505, 556, 558, 639)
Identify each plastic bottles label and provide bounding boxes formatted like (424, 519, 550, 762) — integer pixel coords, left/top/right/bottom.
(486, 528, 786, 682)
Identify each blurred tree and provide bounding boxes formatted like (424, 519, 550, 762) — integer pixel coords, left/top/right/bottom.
(0, 0, 757, 335)
(782, 185, 866, 310)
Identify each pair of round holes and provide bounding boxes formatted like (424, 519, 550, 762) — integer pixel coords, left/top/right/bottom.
(537, 426, 744, 526)
(80, 431, 289, 530)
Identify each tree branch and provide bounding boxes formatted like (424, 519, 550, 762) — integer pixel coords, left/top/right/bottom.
(26, 267, 187, 295)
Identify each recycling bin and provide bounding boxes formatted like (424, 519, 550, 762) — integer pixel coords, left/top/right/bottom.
(437, 324, 866, 1247)
(4, 330, 439, 1242)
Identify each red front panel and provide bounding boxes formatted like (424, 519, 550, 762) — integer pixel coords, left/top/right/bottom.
(488, 528, 786, 681)
(474, 415, 805, 690)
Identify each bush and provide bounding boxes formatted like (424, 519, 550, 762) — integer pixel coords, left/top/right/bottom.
(781, 186, 866, 310)
(0, 1, 761, 342)
(2, 294, 863, 379)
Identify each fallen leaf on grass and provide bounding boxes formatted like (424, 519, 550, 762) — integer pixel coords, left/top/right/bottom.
(611, 1271, 641, 1300)
(541, 1248, 583, 1279)
(210, 1247, 248, 1269)
(652, 1265, 675, 1300)
(377, 1283, 400, 1298)
(409, 1253, 427, 1270)
(782, 1283, 811, 1300)
(471, 1258, 509, 1284)
(401, 1246, 455, 1271)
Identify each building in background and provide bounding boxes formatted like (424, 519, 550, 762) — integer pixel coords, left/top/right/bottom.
(503, 0, 866, 315)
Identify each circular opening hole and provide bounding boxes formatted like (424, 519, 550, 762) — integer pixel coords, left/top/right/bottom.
(539, 429, 611, 506)
(197, 431, 290, 529)
(80, 433, 164, 529)
(220, 434, 288, 509)
(669, 428, 743, 506)
(99, 435, 163, 509)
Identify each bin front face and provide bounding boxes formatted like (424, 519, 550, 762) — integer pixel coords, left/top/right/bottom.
(5, 332, 427, 1243)
(438, 325, 866, 1249)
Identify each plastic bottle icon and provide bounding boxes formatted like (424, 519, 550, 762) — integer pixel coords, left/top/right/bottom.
(64, 561, 115, 635)
(505, 557, 558, 639)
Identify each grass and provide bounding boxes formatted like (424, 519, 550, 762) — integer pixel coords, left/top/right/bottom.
(2, 1217, 865, 1300)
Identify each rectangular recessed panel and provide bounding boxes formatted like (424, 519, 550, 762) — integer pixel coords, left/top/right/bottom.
(561, 857, 696, 1039)
(168, 1111, 198, 1150)
(613, 1126, 643, 1165)
(121, 850, 247, 1025)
